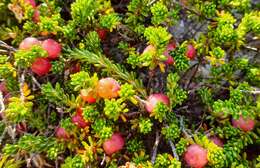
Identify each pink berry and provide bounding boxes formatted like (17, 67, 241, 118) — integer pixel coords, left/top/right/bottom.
(186, 44, 196, 60)
(41, 39, 62, 60)
(142, 45, 156, 55)
(55, 127, 70, 140)
(19, 37, 40, 50)
(164, 43, 176, 65)
(31, 58, 52, 76)
(184, 144, 208, 168)
(71, 107, 90, 128)
(209, 136, 224, 147)
(145, 93, 170, 113)
(97, 78, 120, 99)
(24, 0, 36, 8)
(103, 133, 124, 155)
(163, 42, 176, 57)
(232, 115, 255, 132)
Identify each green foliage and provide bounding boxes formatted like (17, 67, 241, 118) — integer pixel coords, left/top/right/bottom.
(126, 138, 144, 153)
(125, 0, 150, 35)
(70, 71, 98, 91)
(99, 13, 121, 31)
(154, 153, 181, 168)
(61, 155, 85, 168)
(153, 102, 169, 122)
(82, 105, 99, 122)
(209, 11, 238, 46)
(144, 26, 171, 53)
(68, 48, 147, 97)
(3, 134, 64, 160)
(138, 117, 153, 134)
(0, 155, 23, 168)
(161, 123, 181, 141)
(175, 138, 189, 156)
(169, 44, 189, 71)
(104, 98, 128, 121)
(41, 82, 74, 107)
(151, 2, 169, 25)
(70, 0, 98, 27)
(83, 31, 102, 53)
(91, 119, 113, 140)
(51, 60, 65, 74)
(166, 73, 187, 108)
(14, 45, 47, 68)
(212, 82, 255, 119)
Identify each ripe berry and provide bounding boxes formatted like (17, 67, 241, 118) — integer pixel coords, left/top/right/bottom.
(33, 9, 40, 23)
(19, 37, 40, 50)
(232, 115, 255, 132)
(103, 133, 124, 155)
(0, 82, 8, 95)
(24, 0, 36, 8)
(80, 89, 96, 104)
(41, 39, 62, 60)
(69, 62, 81, 74)
(164, 43, 176, 65)
(96, 28, 108, 41)
(184, 144, 208, 168)
(186, 44, 196, 60)
(145, 93, 170, 113)
(97, 78, 120, 99)
(72, 107, 89, 128)
(209, 136, 224, 147)
(31, 58, 52, 76)
(55, 127, 70, 140)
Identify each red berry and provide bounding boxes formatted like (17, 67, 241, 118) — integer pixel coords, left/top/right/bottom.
(145, 93, 170, 113)
(80, 89, 96, 104)
(31, 58, 52, 76)
(96, 28, 108, 41)
(19, 37, 40, 50)
(184, 144, 208, 168)
(186, 44, 196, 60)
(97, 78, 120, 99)
(41, 39, 61, 60)
(209, 136, 224, 147)
(103, 133, 124, 155)
(72, 108, 89, 129)
(69, 63, 81, 74)
(164, 43, 176, 65)
(165, 56, 174, 65)
(55, 127, 70, 140)
(232, 115, 255, 132)
(163, 42, 176, 57)
(24, 0, 36, 8)
(0, 82, 8, 95)
(33, 9, 40, 23)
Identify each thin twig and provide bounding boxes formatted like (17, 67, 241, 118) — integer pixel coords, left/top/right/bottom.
(100, 153, 106, 166)
(19, 71, 25, 102)
(151, 130, 161, 164)
(0, 91, 5, 113)
(31, 75, 41, 88)
(168, 140, 179, 160)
